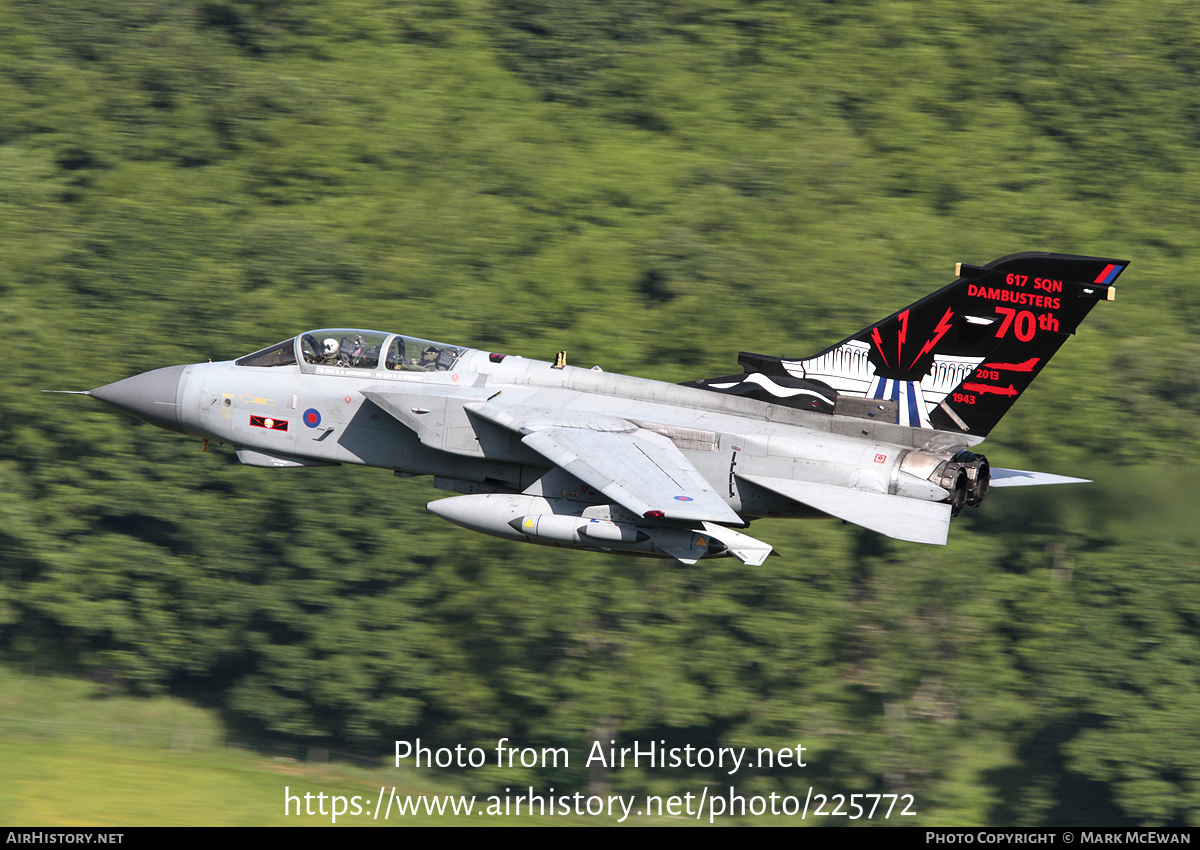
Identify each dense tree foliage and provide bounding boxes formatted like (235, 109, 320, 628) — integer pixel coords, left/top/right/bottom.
(1, 0, 1198, 825)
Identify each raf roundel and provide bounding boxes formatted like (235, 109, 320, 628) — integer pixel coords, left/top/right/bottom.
(303, 408, 322, 428)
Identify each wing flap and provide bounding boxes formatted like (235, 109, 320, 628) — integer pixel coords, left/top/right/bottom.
(740, 474, 952, 545)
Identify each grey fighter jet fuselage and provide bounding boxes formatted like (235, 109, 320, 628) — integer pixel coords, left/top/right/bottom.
(70, 252, 1127, 565)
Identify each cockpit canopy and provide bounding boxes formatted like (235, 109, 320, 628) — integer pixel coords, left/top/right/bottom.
(236, 329, 467, 372)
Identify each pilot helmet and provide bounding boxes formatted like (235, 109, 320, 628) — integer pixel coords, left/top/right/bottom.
(322, 338, 339, 357)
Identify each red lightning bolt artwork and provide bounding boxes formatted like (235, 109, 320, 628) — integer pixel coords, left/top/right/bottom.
(871, 326, 890, 368)
(909, 308, 955, 370)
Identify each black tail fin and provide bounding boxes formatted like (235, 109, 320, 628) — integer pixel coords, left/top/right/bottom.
(710, 253, 1127, 435)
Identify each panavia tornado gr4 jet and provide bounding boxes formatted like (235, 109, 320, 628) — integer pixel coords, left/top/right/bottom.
(66, 252, 1125, 566)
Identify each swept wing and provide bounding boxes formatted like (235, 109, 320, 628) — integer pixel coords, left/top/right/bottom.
(467, 401, 745, 526)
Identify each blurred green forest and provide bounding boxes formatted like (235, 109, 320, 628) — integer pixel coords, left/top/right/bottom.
(1, 0, 1198, 826)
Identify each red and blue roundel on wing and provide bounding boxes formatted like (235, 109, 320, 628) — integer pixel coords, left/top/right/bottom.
(674, 495, 694, 501)
(303, 408, 322, 428)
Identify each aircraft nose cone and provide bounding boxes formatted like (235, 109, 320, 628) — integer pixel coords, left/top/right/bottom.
(90, 364, 188, 434)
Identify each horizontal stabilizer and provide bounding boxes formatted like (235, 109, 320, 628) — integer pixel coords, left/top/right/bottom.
(739, 474, 952, 545)
(989, 468, 1091, 487)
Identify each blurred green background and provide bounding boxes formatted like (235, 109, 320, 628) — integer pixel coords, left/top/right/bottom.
(1, 0, 1198, 826)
